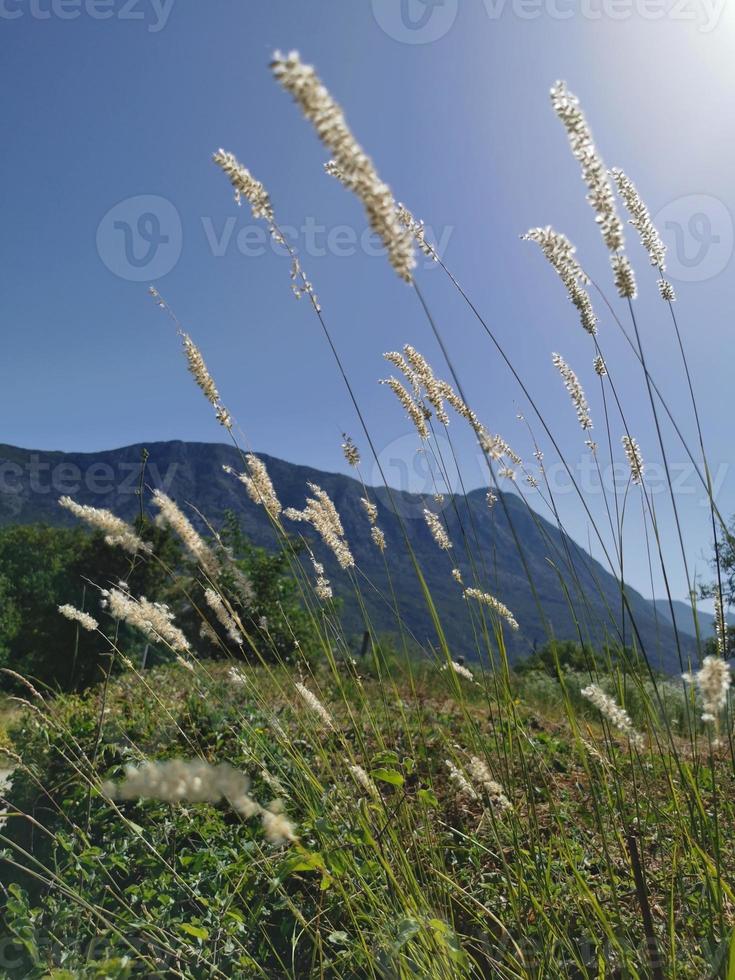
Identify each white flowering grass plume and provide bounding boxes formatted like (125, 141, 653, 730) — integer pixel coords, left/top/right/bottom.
(715, 595, 728, 655)
(611, 253, 637, 300)
(151, 489, 220, 580)
(360, 497, 378, 525)
(468, 756, 512, 811)
(295, 681, 336, 731)
(445, 756, 510, 816)
(550, 82, 624, 254)
(180, 332, 231, 427)
(103, 759, 296, 845)
(423, 509, 452, 552)
(396, 202, 437, 259)
(223, 454, 282, 521)
(200, 620, 220, 647)
(621, 435, 644, 485)
(384, 346, 520, 468)
(370, 526, 386, 552)
(550, 81, 640, 303)
(464, 587, 519, 632)
(610, 168, 666, 270)
(227, 665, 248, 688)
(522, 227, 597, 335)
(311, 558, 333, 602)
(683, 655, 731, 724)
(260, 800, 298, 846)
(58, 604, 98, 632)
(212, 149, 274, 222)
(440, 660, 474, 682)
(402, 345, 451, 426)
(384, 346, 524, 471)
(204, 588, 243, 646)
(59, 496, 150, 556)
(284, 483, 354, 570)
(356, 496, 387, 551)
(552, 353, 593, 432)
(271, 50, 415, 281)
(445, 760, 478, 801)
(380, 376, 429, 439)
(150, 289, 234, 431)
(581, 683, 643, 747)
(213, 147, 322, 310)
(349, 764, 380, 800)
(102, 587, 190, 654)
(341, 435, 360, 468)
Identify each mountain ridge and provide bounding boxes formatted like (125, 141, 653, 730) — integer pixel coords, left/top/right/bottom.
(0, 440, 699, 672)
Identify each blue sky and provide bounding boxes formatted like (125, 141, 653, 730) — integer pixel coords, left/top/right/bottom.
(2, 0, 734, 603)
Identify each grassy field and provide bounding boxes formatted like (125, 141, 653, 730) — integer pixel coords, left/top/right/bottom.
(0, 656, 732, 977)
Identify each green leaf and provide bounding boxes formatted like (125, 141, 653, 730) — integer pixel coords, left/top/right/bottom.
(428, 919, 466, 964)
(393, 917, 421, 951)
(370, 768, 404, 787)
(418, 788, 439, 807)
(326, 849, 350, 876)
(281, 851, 326, 875)
(178, 923, 209, 941)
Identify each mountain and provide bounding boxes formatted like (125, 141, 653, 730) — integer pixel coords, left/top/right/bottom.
(652, 598, 730, 643)
(0, 441, 695, 672)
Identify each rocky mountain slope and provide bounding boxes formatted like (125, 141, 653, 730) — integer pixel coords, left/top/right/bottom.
(0, 441, 698, 671)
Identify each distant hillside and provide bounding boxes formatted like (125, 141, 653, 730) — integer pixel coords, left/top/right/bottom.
(652, 598, 732, 643)
(0, 441, 696, 672)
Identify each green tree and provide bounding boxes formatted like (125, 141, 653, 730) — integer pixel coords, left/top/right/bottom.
(209, 511, 317, 663)
(514, 639, 650, 678)
(0, 514, 319, 693)
(514, 640, 597, 676)
(0, 523, 178, 691)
